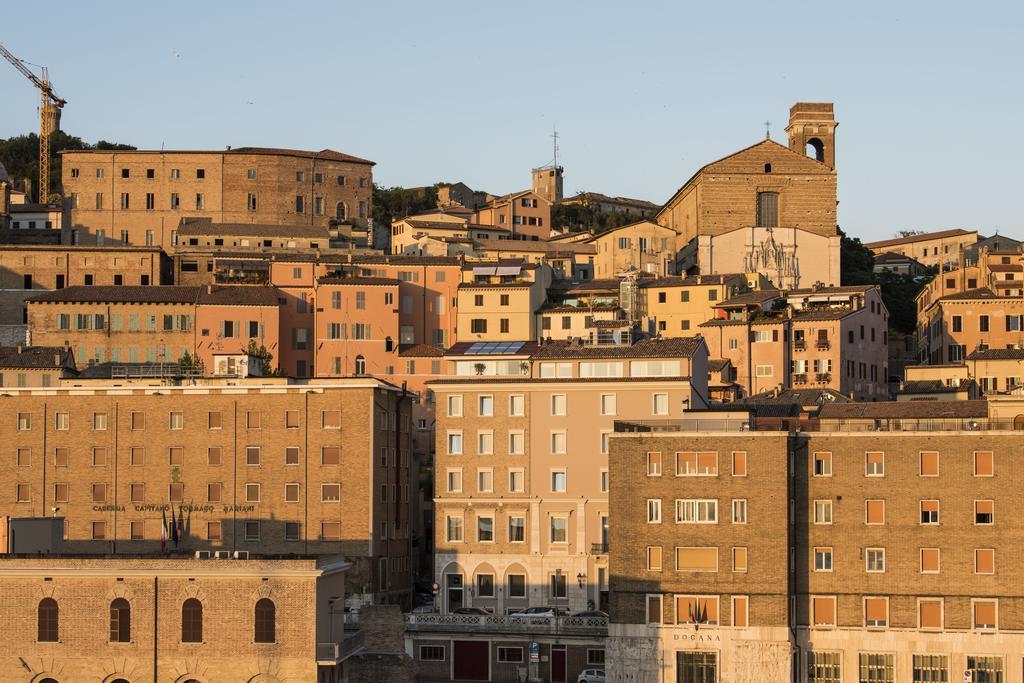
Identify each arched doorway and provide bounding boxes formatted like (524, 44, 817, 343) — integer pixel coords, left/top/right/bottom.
(1014, 414, 1024, 430)
(335, 202, 347, 221)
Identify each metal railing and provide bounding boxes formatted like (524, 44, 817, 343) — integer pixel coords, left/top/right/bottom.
(591, 542, 609, 554)
(615, 419, 751, 433)
(817, 418, 1021, 433)
(316, 630, 365, 662)
(404, 613, 608, 635)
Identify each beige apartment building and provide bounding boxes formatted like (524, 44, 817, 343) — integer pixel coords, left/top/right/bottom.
(473, 190, 552, 240)
(0, 555, 357, 683)
(60, 147, 374, 249)
(915, 246, 1023, 313)
(641, 273, 760, 336)
(917, 288, 1024, 365)
(607, 398, 1024, 683)
(865, 228, 978, 271)
(391, 211, 513, 255)
(656, 102, 842, 289)
(455, 261, 553, 343)
(588, 220, 685, 278)
(700, 285, 890, 400)
(0, 345, 74, 387)
(0, 380, 412, 606)
(428, 337, 709, 616)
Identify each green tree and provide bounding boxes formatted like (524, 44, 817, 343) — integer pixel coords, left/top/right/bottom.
(178, 351, 205, 376)
(242, 339, 281, 376)
(0, 130, 136, 200)
(372, 184, 441, 228)
(839, 230, 931, 334)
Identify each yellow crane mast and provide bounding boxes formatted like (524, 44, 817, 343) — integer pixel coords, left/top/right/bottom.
(0, 42, 66, 202)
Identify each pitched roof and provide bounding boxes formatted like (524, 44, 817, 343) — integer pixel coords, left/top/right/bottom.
(405, 220, 511, 233)
(708, 358, 731, 372)
(818, 400, 989, 420)
(29, 285, 202, 304)
(564, 192, 659, 210)
(788, 285, 875, 295)
(398, 344, 445, 358)
(864, 229, 977, 250)
(317, 277, 400, 286)
(966, 348, 1024, 361)
(639, 274, 745, 288)
(899, 379, 976, 394)
(29, 285, 279, 306)
(937, 287, 1003, 302)
(0, 346, 67, 369)
(531, 337, 704, 360)
(716, 289, 784, 307)
(177, 221, 330, 239)
(657, 138, 832, 216)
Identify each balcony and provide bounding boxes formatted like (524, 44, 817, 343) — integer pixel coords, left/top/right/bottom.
(591, 542, 609, 554)
(794, 339, 807, 351)
(815, 373, 832, 383)
(815, 339, 831, 350)
(316, 629, 365, 664)
(404, 613, 608, 637)
(793, 373, 808, 385)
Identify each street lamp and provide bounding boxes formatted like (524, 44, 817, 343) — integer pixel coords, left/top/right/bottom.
(576, 572, 587, 588)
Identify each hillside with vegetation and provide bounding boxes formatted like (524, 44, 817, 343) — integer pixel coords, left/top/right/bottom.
(0, 131, 136, 201)
(840, 231, 931, 334)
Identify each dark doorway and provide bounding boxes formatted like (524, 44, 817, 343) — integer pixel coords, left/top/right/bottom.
(447, 573, 464, 611)
(453, 640, 489, 681)
(551, 645, 567, 682)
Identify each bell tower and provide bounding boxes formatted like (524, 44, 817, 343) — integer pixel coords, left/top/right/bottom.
(786, 102, 837, 169)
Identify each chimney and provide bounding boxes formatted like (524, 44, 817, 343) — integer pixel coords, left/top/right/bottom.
(54, 353, 61, 365)
(207, 284, 214, 294)
(17, 344, 23, 354)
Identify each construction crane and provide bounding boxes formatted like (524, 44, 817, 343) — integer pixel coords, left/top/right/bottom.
(0, 42, 66, 202)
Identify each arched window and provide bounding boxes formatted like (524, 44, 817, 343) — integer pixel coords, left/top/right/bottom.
(254, 598, 276, 643)
(806, 138, 825, 162)
(38, 597, 58, 642)
(354, 355, 365, 375)
(1014, 414, 1024, 430)
(110, 597, 131, 642)
(181, 598, 203, 642)
(39, 679, 59, 683)
(336, 202, 347, 221)
(385, 336, 393, 352)
(764, 163, 772, 173)
(110, 679, 130, 683)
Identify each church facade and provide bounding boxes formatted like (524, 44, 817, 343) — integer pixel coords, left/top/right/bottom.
(657, 103, 841, 289)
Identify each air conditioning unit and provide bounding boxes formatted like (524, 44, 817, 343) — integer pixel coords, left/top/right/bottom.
(233, 550, 249, 560)
(214, 551, 231, 559)
(194, 550, 211, 559)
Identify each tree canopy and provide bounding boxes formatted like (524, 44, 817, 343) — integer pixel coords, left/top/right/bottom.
(0, 130, 135, 201)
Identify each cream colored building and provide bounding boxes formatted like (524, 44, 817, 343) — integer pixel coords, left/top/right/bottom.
(428, 337, 709, 616)
(587, 221, 684, 278)
(455, 262, 553, 343)
(865, 228, 978, 270)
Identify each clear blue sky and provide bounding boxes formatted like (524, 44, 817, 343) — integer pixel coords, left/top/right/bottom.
(3, 0, 1021, 242)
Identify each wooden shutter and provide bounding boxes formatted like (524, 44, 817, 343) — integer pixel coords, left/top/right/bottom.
(697, 452, 718, 475)
(866, 500, 885, 524)
(732, 596, 748, 627)
(732, 451, 747, 476)
(920, 451, 939, 476)
(646, 595, 662, 625)
(812, 597, 835, 626)
(675, 547, 718, 572)
(976, 549, 995, 574)
(864, 597, 887, 626)
(733, 547, 748, 572)
(919, 601, 942, 629)
(974, 451, 994, 476)
(647, 546, 662, 571)
(974, 601, 997, 628)
(921, 548, 940, 572)
(866, 451, 884, 473)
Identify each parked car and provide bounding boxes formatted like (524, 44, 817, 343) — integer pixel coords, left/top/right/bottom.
(571, 610, 609, 619)
(452, 607, 490, 615)
(514, 606, 560, 618)
(578, 668, 606, 683)
(410, 604, 435, 614)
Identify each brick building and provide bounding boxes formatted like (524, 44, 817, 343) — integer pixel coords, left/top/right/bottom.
(865, 228, 978, 271)
(657, 102, 842, 289)
(606, 398, 1024, 682)
(0, 244, 166, 326)
(0, 555, 360, 683)
(60, 147, 374, 249)
(26, 285, 281, 372)
(0, 380, 413, 607)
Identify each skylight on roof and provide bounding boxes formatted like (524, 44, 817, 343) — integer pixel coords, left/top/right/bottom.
(464, 341, 526, 355)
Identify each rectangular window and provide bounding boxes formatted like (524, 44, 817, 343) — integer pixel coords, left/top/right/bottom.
(866, 548, 886, 573)
(508, 430, 525, 455)
(812, 596, 836, 627)
(921, 548, 941, 574)
(321, 483, 341, 502)
(447, 432, 463, 455)
(477, 515, 494, 542)
(732, 499, 747, 524)
(912, 655, 948, 683)
(675, 451, 718, 476)
(647, 499, 662, 523)
(674, 595, 719, 625)
(975, 548, 995, 575)
(647, 451, 662, 476)
(508, 516, 525, 543)
(732, 451, 747, 477)
(732, 546, 748, 572)
(919, 451, 939, 476)
(646, 546, 663, 571)
(549, 516, 568, 543)
(973, 600, 998, 630)
(652, 392, 669, 415)
(975, 499, 994, 525)
(807, 652, 841, 683)
(814, 547, 833, 572)
(814, 500, 833, 524)
(446, 515, 463, 542)
(865, 499, 885, 525)
(600, 393, 617, 415)
(508, 394, 525, 416)
(496, 647, 522, 664)
(550, 431, 566, 454)
(447, 394, 463, 417)
(967, 656, 1003, 680)
(920, 499, 939, 525)
(865, 451, 884, 476)
(675, 499, 717, 524)
(508, 469, 524, 493)
(674, 547, 718, 572)
(322, 410, 341, 429)
(974, 450, 994, 477)
(858, 654, 894, 683)
(169, 412, 184, 430)
(478, 395, 493, 416)
(550, 394, 566, 415)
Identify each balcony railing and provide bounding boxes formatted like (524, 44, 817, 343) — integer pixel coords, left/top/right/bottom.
(591, 542, 609, 554)
(316, 630, 365, 663)
(816, 373, 832, 383)
(793, 373, 808, 384)
(816, 339, 831, 350)
(404, 613, 608, 636)
(794, 339, 807, 351)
